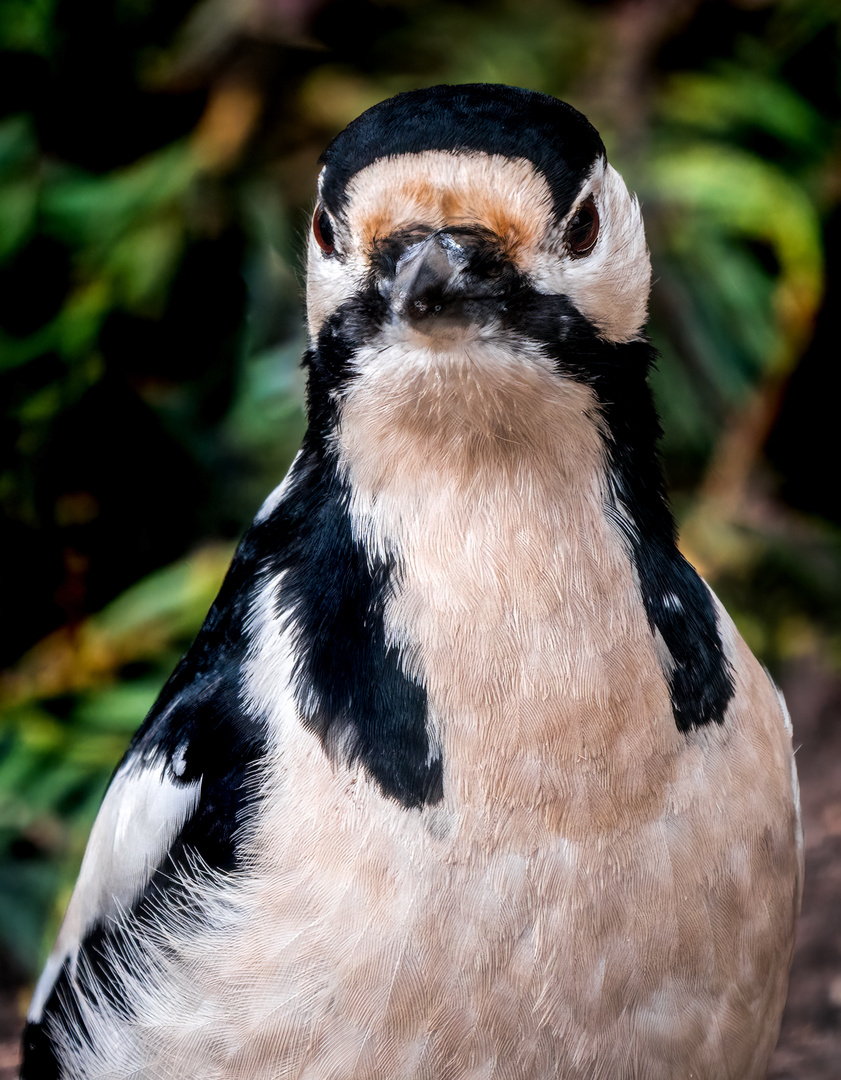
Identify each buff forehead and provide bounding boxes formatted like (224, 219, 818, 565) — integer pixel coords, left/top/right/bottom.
(336, 152, 559, 257)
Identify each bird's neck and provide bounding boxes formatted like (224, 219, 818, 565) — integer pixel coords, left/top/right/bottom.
(330, 344, 680, 833)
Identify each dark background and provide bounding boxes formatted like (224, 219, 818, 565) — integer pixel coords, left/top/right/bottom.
(1, 0, 840, 1074)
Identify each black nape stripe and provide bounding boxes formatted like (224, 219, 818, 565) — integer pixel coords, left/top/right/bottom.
(255, 304, 440, 808)
(631, 537, 734, 733)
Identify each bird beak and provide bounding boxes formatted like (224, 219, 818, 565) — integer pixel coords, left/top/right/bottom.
(385, 228, 517, 330)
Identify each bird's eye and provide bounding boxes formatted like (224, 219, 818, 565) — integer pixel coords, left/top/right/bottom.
(567, 195, 599, 258)
(312, 205, 336, 256)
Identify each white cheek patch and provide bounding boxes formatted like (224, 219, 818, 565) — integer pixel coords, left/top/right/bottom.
(28, 755, 201, 1022)
(534, 161, 651, 343)
(306, 238, 366, 341)
(306, 165, 373, 340)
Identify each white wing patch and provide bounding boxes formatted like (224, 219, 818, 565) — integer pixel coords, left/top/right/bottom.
(28, 754, 201, 1022)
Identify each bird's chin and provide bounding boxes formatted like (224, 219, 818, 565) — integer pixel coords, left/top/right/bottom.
(391, 297, 504, 344)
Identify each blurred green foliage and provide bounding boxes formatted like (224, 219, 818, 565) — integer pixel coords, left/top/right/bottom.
(1, 0, 840, 977)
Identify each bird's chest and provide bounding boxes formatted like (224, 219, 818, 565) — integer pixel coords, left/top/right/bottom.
(218, 740, 774, 1080)
(358, 467, 678, 842)
(195, 372, 789, 1078)
(185, 564, 790, 1080)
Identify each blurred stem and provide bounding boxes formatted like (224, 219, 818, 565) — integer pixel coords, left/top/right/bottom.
(696, 249, 823, 542)
(192, 76, 264, 171)
(585, 0, 703, 146)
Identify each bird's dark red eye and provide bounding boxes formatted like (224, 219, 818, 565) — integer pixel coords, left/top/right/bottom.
(567, 195, 599, 258)
(312, 205, 336, 255)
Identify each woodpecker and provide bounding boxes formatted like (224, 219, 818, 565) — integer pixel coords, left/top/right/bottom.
(22, 84, 802, 1080)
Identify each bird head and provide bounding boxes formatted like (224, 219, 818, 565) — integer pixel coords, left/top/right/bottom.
(306, 84, 651, 356)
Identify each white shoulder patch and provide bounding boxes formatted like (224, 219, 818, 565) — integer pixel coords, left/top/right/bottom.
(253, 450, 302, 524)
(242, 571, 300, 746)
(28, 754, 201, 1022)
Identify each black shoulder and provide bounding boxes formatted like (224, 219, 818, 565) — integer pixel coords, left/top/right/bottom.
(122, 518, 274, 874)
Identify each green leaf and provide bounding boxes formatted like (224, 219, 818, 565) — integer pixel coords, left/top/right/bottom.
(0, 178, 38, 261)
(659, 67, 826, 153)
(42, 143, 197, 251)
(72, 681, 160, 735)
(0, 116, 40, 262)
(0, 0, 55, 55)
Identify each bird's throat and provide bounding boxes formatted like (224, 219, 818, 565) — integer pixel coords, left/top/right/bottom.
(334, 343, 679, 834)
